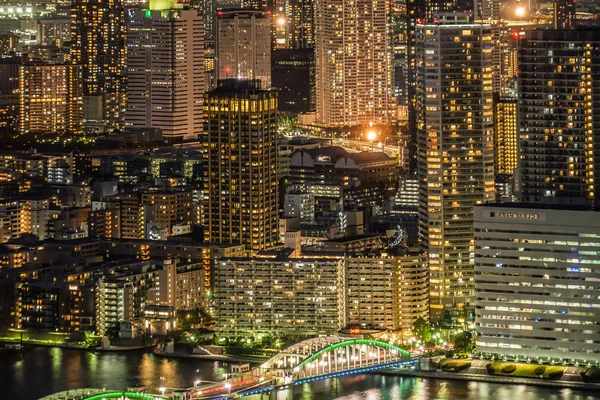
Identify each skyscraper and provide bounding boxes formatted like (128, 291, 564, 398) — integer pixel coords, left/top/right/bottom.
(125, 4, 205, 142)
(518, 29, 600, 207)
(406, 0, 475, 171)
(273, 0, 314, 49)
(71, 0, 126, 130)
(19, 62, 83, 134)
(314, 0, 395, 127)
(216, 9, 272, 89)
(416, 14, 495, 319)
(203, 80, 279, 252)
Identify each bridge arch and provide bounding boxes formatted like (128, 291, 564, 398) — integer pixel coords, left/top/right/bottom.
(291, 338, 410, 380)
(258, 337, 410, 383)
(296, 339, 410, 371)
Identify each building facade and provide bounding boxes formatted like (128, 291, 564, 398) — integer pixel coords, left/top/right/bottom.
(203, 80, 279, 251)
(71, 0, 126, 129)
(518, 29, 600, 207)
(125, 6, 205, 141)
(314, 0, 395, 126)
(214, 249, 429, 338)
(216, 10, 271, 89)
(475, 204, 600, 365)
(416, 15, 495, 319)
(19, 63, 83, 134)
(215, 255, 345, 337)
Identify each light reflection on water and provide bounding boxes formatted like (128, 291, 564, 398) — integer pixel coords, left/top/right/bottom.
(2, 348, 600, 400)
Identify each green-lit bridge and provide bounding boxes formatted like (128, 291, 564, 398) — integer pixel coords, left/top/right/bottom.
(195, 336, 416, 399)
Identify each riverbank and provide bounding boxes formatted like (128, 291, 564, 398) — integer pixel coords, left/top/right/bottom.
(0, 337, 155, 352)
(380, 364, 600, 392)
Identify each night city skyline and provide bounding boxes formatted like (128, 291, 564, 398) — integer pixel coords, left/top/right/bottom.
(0, 0, 600, 399)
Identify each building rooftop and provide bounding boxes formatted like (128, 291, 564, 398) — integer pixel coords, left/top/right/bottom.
(303, 146, 348, 160)
(346, 151, 394, 164)
(476, 202, 595, 212)
(210, 79, 270, 94)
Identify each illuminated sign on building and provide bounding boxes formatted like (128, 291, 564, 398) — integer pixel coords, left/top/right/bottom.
(490, 212, 540, 220)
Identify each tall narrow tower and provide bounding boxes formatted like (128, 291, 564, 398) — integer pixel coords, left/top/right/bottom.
(203, 80, 279, 252)
(416, 14, 495, 319)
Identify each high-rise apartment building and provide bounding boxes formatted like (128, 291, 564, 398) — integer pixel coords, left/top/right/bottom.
(518, 29, 600, 207)
(494, 95, 518, 201)
(19, 62, 83, 134)
(126, 4, 205, 142)
(71, 0, 126, 130)
(203, 80, 279, 251)
(216, 10, 271, 89)
(494, 96, 517, 176)
(416, 14, 495, 319)
(314, 0, 395, 127)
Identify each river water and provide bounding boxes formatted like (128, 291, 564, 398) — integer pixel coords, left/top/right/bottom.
(1, 347, 599, 400)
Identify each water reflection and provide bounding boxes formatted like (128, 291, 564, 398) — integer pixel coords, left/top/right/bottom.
(2, 348, 600, 400)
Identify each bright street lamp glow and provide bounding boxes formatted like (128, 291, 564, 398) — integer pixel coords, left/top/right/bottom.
(277, 17, 285, 25)
(367, 130, 377, 142)
(159, 387, 166, 395)
(515, 6, 525, 17)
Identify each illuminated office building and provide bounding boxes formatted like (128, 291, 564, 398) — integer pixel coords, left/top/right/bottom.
(416, 14, 495, 319)
(203, 80, 279, 251)
(71, 0, 126, 130)
(126, 4, 205, 141)
(475, 204, 600, 365)
(19, 62, 83, 134)
(518, 29, 600, 207)
(216, 9, 271, 89)
(314, 0, 395, 127)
